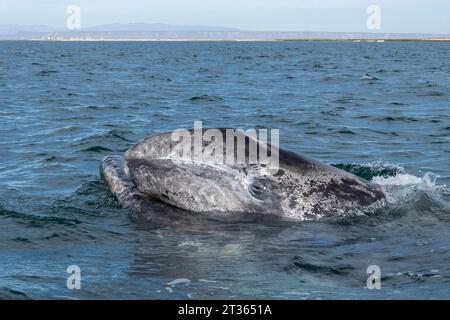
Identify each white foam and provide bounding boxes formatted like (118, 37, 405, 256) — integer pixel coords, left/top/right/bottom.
(168, 278, 191, 286)
(364, 160, 404, 173)
(372, 172, 437, 187)
(371, 172, 445, 204)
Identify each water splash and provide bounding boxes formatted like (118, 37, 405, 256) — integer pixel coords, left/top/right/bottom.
(372, 172, 447, 204)
(336, 161, 449, 208)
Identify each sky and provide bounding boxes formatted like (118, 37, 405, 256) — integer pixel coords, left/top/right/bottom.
(0, 0, 449, 34)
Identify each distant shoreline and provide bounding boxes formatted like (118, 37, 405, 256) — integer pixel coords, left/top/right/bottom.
(2, 38, 448, 42)
(2, 23, 449, 42)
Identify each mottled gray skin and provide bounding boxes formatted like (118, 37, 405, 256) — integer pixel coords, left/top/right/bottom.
(101, 129, 385, 221)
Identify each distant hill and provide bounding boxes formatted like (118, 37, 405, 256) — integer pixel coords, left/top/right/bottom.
(0, 23, 239, 34)
(0, 23, 449, 41)
(0, 24, 60, 34)
(84, 23, 240, 32)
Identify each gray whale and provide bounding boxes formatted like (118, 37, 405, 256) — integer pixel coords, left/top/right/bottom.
(100, 129, 385, 221)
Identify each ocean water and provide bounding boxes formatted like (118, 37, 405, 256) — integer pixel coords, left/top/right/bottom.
(0, 41, 449, 299)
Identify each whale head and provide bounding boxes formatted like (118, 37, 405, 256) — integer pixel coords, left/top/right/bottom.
(123, 129, 385, 220)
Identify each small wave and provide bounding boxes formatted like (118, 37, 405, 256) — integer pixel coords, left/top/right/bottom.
(360, 73, 379, 81)
(379, 116, 418, 122)
(35, 70, 58, 76)
(333, 161, 403, 180)
(367, 129, 399, 136)
(76, 129, 133, 148)
(284, 256, 354, 276)
(320, 76, 334, 82)
(73, 180, 123, 210)
(197, 67, 209, 73)
(0, 204, 18, 218)
(106, 129, 133, 141)
(83, 146, 113, 153)
(418, 91, 447, 97)
(320, 110, 342, 117)
(234, 55, 253, 60)
(189, 95, 223, 102)
(337, 129, 356, 135)
(0, 287, 30, 300)
(0, 203, 82, 227)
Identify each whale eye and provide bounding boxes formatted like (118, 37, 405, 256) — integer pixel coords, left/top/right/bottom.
(250, 179, 268, 199)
